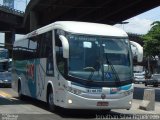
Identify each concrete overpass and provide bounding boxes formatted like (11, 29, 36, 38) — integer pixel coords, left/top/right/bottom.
(0, 4, 24, 54)
(24, 0, 160, 32)
(0, 0, 160, 56)
(0, 4, 24, 33)
(1, 0, 160, 35)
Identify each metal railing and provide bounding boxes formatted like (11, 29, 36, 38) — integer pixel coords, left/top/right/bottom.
(0, 4, 24, 16)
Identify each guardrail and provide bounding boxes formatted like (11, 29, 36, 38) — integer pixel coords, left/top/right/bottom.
(0, 4, 24, 16)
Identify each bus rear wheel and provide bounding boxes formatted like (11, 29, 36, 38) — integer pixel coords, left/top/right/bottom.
(47, 88, 56, 112)
(18, 81, 24, 100)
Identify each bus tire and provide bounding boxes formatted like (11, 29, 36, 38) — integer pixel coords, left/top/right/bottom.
(47, 87, 56, 112)
(18, 80, 24, 100)
(106, 109, 111, 112)
(153, 84, 158, 87)
(100, 109, 111, 113)
(145, 83, 147, 86)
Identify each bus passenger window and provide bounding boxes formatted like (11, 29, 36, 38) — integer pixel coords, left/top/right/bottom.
(46, 32, 54, 76)
(46, 54, 54, 76)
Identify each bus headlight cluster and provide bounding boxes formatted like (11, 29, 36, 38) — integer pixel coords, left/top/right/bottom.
(4, 80, 9, 83)
(123, 89, 133, 96)
(66, 86, 82, 95)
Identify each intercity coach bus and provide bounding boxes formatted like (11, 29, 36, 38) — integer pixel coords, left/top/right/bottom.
(12, 21, 142, 111)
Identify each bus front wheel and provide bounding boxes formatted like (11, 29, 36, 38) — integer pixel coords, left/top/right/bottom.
(18, 81, 24, 100)
(47, 88, 56, 112)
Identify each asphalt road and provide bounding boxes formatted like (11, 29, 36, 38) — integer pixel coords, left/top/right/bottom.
(0, 84, 160, 120)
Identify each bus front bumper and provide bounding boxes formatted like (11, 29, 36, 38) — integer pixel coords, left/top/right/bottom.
(57, 92, 133, 110)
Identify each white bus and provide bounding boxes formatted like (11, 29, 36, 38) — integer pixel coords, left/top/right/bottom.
(12, 21, 139, 111)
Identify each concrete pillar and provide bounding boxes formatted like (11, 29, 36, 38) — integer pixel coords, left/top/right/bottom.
(30, 11, 39, 32)
(4, 31, 15, 49)
(139, 89, 155, 111)
(4, 30, 15, 57)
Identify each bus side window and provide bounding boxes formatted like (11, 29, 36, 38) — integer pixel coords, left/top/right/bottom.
(46, 32, 54, 76)
(29, 31, 54, 76)
(46, 54, 54, 76)
(28, 39, 37, 59)
(38, 34, 47, 58)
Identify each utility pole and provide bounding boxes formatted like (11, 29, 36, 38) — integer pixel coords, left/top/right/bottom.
(148, 56, 151, 76)
(121, 21, 129, 30)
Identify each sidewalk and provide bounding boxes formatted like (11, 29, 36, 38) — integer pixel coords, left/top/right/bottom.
(113, 99, 160, 114)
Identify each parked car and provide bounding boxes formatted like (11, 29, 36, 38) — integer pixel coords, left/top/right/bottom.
(133, 72, 145, 84)
(0, 71, 11, 87)
(145, 74, 160, 87)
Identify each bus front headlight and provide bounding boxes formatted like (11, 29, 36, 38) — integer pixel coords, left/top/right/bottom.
(123, 89, 133, 96)
(68, 99, 73, 104)
(66, 86, 82, 95)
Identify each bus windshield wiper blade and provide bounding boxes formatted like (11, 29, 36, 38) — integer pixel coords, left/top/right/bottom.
(105, 54, 121, 84)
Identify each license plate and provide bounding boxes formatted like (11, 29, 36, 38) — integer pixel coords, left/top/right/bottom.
(87, 89, 102, 93)
(97, 102, 109, 106)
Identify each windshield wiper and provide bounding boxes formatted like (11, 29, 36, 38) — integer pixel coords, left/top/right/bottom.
(105, 54, 121, 85)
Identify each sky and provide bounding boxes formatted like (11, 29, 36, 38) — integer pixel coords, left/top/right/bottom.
(0, 1, 160, 43)
(115, 6, 160, 34)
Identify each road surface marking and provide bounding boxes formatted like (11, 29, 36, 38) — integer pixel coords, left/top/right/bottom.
(0, 90, 12, 98)
(0, 90, 19, 101)
(10, 97, 18, 100)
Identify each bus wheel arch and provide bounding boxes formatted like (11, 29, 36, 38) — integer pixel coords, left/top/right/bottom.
(47, 83, 56, 112)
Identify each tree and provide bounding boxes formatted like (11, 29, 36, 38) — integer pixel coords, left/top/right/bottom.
(142, 21, 160, 58)
(142, 21, 160, 74)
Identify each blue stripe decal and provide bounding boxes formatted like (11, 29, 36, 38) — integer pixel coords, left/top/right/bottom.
(110, 84, 132, 94)
(14, 59, 37, 98)
(120, 84, 132, 90)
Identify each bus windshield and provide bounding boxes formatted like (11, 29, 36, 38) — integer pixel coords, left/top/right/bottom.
(67, 34, 132, 82)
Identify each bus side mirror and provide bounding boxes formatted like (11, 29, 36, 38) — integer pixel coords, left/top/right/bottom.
(130, 41, 143, 62)
(59, 35, 69, 58)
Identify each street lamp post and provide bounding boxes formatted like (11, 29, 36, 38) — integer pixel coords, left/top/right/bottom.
(120, 21, 129, 30)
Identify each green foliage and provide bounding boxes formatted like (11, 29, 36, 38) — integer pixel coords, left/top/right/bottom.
(142, 21, 160, 57)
